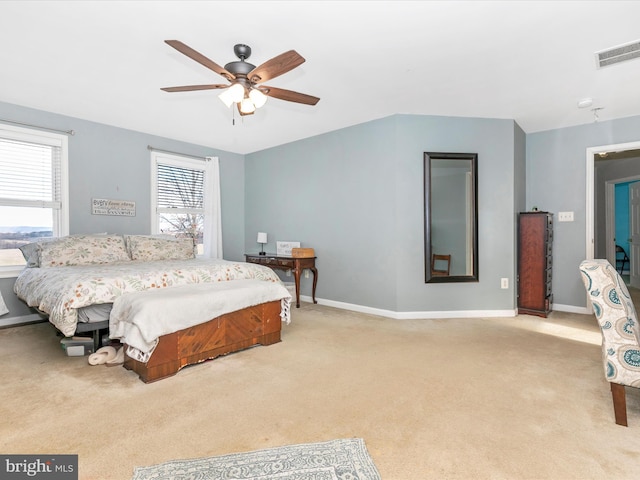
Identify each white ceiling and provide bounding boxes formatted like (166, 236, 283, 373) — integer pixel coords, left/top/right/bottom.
(1, 1, 640, 155)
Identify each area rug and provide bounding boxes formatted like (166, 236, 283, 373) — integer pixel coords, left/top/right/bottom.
(131, 438, 381, 480)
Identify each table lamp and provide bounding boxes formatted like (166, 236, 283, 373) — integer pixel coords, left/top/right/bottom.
(257, 232, 267, 255)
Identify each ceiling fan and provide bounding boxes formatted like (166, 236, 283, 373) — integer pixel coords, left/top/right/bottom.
(161, 40, 320, 116)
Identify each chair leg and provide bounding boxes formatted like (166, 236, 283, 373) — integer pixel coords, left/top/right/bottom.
(610, 382, 628, 426)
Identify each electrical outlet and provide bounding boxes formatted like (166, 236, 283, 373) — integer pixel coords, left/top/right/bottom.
(286, 269, 291, 277)
(558, 211, 574, 222)
(501, 278, 509, 289)
(305, 270, 309, 278)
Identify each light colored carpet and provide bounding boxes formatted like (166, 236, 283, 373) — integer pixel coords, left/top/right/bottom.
(131, 438, 380, 480)
(1, 302, 640, 480)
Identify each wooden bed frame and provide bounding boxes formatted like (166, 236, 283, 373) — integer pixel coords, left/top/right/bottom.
(123, 300, 283, 383)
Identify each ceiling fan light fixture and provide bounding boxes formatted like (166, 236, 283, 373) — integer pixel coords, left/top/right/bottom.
(240, 97, 256, 114)
(249, 88, 268, 108)
(228, 83, 245, 103)
(218, 89, 235, 108)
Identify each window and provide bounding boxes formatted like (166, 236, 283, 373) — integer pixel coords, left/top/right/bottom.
(0, 124, 69, 276)
(150, 150, 222, 258)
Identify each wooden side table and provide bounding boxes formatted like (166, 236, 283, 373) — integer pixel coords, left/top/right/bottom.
(245, 254, 318, 308)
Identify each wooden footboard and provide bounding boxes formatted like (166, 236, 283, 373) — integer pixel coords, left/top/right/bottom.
(123, 300, 283, 383)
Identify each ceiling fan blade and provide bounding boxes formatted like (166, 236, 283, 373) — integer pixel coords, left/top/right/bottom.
(165, 40, 235, 80)
(262, 86, 320, 106)
(248, 50, 305, 84)
(161, 84, 229, 92)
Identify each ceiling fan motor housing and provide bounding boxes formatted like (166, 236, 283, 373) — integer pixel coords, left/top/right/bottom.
(234, 44, 251, 60)
(224, 60, 256, 77)
(224, 44, 256, 78)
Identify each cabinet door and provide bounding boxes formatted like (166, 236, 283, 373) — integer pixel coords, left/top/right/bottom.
(518, 214, 550, 313)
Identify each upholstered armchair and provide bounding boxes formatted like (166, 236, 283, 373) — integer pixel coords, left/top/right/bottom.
(579, 259, 640, 426)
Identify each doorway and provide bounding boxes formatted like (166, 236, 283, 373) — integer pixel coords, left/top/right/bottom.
(606, 179, 640, 285)
(585, 141, 640, 282)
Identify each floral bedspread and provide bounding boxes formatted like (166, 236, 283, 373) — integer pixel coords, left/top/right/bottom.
(14, 258, 282, 336)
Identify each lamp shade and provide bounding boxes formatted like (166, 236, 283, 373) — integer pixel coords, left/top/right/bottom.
(228, 83, 245, 103)
(240, 97, 256, 114)
(218, 89, 235, 108)
(257, 232, 267, 244)
(249, 88, 268, 108)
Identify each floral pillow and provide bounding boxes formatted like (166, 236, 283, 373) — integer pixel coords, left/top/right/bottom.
(125, 235, 195, 262)
(38, 234, 130, 268)
(19, 233, 107, 268)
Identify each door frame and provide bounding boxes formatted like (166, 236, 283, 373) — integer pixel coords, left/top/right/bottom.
(586, 140, 640, 312)
(587, 140, 640, 260)
(605, 181, 615, 265)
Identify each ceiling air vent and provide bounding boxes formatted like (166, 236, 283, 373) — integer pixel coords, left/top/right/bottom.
(595, 39, 640, 68)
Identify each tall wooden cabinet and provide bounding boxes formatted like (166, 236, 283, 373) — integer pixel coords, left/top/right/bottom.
(517, 212, 553, 317)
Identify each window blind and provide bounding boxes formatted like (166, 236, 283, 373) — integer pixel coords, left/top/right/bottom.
(0, 137, 62, 209)
(156, 163, 204, 211)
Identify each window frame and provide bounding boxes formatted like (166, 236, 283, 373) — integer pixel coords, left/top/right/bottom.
(150, 150, 217, 257)
(0, 123, 69, 278)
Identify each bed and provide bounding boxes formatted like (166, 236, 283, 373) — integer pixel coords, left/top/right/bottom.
(14, 234, 291, 382)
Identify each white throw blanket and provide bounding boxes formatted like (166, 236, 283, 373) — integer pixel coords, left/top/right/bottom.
(109, 279, 291, 363)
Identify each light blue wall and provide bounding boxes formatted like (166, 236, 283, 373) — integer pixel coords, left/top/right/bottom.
(395, 115, 518, 311)
(513, 123, 527, 294)
(245, 117, 399, 309)
(0, 101, 246, 321)
(0, 101, 246, 257)
(246, 114, 520, 312)
(514, 123, 527, 221)
(527, 115, 640, 308)
(5, 98, 640, 319)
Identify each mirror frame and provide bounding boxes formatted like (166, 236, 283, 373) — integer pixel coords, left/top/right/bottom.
(424, 152, 478, 283)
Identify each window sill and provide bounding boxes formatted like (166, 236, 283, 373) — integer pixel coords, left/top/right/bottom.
(0, 266, 24, 279)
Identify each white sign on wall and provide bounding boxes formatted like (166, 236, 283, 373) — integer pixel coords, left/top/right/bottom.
(277, 241, 300, 256)
(91, 198, 136, 217)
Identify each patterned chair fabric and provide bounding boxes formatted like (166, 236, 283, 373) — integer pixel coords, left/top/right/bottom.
(579, 259, 640, 426)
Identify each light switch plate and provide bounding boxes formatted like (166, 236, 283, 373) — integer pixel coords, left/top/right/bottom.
(558, 211, 574, 222)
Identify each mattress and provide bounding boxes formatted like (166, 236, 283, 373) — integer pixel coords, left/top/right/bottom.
(14, 257, 282, 336)
(77, 303, 113, 323)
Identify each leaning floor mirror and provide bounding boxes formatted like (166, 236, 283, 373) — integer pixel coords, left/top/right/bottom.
(424, 152, 478, 283)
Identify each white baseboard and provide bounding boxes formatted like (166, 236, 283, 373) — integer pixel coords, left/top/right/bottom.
(552, 303, 590, 315)
(301, 296, 589, 319)
(3, 299, 589, 331)
(299, 295, 517, 320)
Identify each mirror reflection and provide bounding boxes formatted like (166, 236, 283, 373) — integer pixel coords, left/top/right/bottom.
(424, 152, 478, 283)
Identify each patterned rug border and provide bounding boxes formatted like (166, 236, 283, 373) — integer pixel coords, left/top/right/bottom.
(131, 438, 381, 480)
